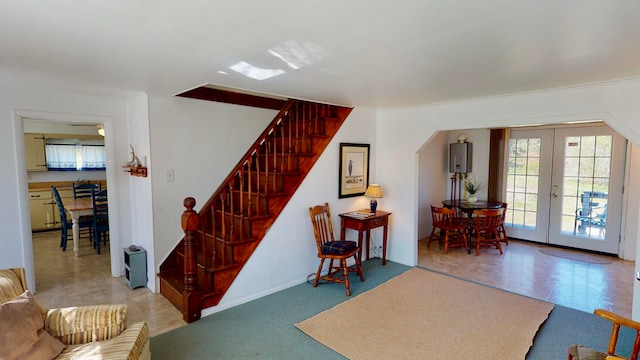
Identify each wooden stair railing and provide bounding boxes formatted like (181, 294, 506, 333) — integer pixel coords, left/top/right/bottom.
(158, 99, 352, 322)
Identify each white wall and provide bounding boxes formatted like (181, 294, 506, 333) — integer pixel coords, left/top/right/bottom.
(146, 96, 378, 314)
(1, 84, 379, 316)
(377, 78, 640, 319)
(148, 95, 276, 291)
(203, 107, 378, 315)
(126, 93, 155, 289)
(446, 129, 491, 201)
(623, 143, 640, 260)
(0, 86, 134, 290)
(417, 131, 448, 240)
(6, 74, 640, 321)
(416, 129, 490, 241)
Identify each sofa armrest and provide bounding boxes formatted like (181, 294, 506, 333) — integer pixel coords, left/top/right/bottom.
(45, 304, 128, 345)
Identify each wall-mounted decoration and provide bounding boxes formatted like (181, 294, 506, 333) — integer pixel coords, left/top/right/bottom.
(122, 144, 148, 177)
(339, 143, 370, 198)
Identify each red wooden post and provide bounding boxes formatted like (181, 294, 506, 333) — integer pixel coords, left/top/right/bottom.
(182, 197, 201, 323)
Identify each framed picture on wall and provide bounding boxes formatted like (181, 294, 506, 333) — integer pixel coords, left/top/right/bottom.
(339, 143, 370, 198)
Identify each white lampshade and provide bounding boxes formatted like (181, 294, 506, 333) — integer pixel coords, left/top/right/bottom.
(364, 184, 383, 198)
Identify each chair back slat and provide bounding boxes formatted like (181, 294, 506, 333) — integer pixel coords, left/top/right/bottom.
(472, 208, 502, 229)
(428, 205, 468, 253)
(51, 186, 67, 224)
(92, 189, 109, 254)
(73, 182, 101, 198)
(431, 206, 456, 227)
(470, 208, 503, 255)
(307, 202, 364, 296)
(308, 202, 336, 252)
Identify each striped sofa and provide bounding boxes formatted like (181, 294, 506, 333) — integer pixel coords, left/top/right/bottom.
(0, 268, 150, 360)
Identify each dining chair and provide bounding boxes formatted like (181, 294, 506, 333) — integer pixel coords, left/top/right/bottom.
(91, 189, 109, 254)
(73, 182, 101, 199)
(308, 202, 364, 296)
(568, 309, 640, 360)
(51, 186, 93, 251)
(73, 182, 101, 232)
(497, 202, 509, 245)
(470, 208, 503, 255)
(427, 206, 468, 254)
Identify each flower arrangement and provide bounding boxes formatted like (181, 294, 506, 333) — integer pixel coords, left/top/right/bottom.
(464, 177, 483, 195)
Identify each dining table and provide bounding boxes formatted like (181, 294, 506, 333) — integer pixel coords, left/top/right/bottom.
(442, 199, 502, 254)
(63, 198, 94, 257)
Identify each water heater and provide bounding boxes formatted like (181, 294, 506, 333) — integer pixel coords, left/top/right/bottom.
(449, 142, 472, 173)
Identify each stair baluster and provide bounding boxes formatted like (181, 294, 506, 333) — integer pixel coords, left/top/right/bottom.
(160, 99, 352, 322)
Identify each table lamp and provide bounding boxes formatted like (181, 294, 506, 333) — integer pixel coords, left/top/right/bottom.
(364, 184, 383, 213)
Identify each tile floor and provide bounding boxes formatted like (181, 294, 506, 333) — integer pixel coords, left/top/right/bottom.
(418, 236, 635, 317)
(31, 230, 185, 336)
(29, 230, 636, 339)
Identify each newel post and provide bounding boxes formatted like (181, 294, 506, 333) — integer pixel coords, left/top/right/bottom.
(182, 197, 201, 323)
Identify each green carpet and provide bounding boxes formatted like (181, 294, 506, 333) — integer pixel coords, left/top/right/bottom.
(151, 259, 636, 359)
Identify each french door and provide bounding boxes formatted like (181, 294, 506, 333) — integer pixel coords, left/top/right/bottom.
(504, 125, 626, 254)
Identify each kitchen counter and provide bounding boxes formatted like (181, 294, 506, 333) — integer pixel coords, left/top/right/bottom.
(28, 180, 107, 191)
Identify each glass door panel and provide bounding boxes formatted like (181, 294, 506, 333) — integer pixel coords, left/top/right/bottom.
(559, 135, 611, 239)
(505, 125, 624, 254)
(504, 129, 553, 242)
(548, 126, 624, 253)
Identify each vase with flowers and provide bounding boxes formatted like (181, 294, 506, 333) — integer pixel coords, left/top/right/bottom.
(464, 177, 483, 203)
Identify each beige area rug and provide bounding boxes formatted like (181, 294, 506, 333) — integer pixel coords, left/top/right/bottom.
(539, 248, 613, 264)
(296, 268, 554, 360)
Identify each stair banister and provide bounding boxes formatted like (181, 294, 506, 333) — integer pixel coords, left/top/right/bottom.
(182, 197, 201, 323)
(199, 100, 295, 212)
(159, 98, 351, 321)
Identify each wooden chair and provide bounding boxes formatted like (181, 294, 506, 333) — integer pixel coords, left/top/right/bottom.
(470, 208, 503, 255)
(308, 203, 364, 296)
(91, 189, 109, 254)
(568, 309, 640, 360)
(73, 182, 101, 199)
(52, 186, 93, 251)
(497, 202, 509, 245)
(427, 206, 468, 253)
(73, 182, 100, 234)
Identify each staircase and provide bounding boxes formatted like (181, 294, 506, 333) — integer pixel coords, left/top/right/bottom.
(158, 99, 352, 322)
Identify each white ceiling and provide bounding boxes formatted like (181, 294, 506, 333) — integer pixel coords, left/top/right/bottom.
(3, 1, 640, 108)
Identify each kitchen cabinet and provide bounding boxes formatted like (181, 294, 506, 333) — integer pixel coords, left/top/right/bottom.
(28, 182, 106, 231)
(29, 190, 55, 230)
(24, 133, 47, 171)
(29, 188, 74, 230)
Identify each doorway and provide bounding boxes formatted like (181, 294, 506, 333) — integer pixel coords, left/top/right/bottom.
(504, 124, 626, 254)
(23, 118, 113, 291)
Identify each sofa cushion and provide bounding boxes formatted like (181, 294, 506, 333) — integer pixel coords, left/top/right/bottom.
(56, 321, 150, 360)
(46, 304, 128, 345)
(0, 290, 66, 360)
(0, 269, 25, 303)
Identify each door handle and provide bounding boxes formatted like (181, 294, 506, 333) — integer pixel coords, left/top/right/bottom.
(551, 193, 558, 198)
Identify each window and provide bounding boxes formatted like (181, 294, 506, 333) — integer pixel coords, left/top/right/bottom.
(81, 145, 107, 170)
(45, 139, 106, 171)
(45, 144, 78, 170)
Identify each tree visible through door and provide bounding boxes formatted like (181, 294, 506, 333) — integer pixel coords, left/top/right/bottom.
(504, 125, 625, 254)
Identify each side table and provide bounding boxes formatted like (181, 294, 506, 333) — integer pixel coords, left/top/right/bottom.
(339, 210, 392, 265)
